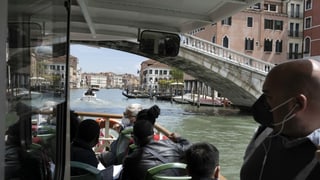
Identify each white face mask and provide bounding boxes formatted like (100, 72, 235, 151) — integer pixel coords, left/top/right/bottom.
(270, 97, 297, 127)
(121, 118, 132, 127)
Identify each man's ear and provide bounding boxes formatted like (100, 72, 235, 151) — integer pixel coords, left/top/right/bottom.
(296, 94, 307, 111)
(213, 166, 220, 179)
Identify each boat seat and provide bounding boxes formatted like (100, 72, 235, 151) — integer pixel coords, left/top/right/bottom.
(145, 162, 191, 180)
(70, 161, 103, 180)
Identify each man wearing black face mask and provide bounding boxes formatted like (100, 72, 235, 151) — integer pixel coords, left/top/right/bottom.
(241, 59, 320, 180)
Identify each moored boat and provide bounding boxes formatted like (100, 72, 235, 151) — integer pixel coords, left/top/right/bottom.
(122, 90, 150, 98)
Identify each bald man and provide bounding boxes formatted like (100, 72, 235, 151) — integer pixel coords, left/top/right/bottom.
(241, 59, 320, 180)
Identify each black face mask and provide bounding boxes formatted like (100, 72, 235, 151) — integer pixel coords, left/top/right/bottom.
(251, 94, 274, 127)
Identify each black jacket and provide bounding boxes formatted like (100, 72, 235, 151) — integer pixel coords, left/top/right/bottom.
(71, 139, 99, 175)
(121, 137, 191, 180)
(241, 132, 320, 180)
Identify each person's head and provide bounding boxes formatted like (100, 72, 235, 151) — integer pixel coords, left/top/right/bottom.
(185, 142, 220, 180)
(133, 120, 154, 146)
(76, 119, 100, 147)
(122, 103, 143, 126)
(259, 59, 320, 137)
(136, 105, 160, 124)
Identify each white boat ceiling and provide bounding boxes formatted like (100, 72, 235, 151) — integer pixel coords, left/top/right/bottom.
(70, 0, 261, 41)
(8, 0, 262, 42)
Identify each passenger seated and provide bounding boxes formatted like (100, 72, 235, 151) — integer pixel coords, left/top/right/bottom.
(120, 120, 191, 180)
(184, 142, 227, 180)
(98, 103, 142, 167)
(71, 119, 100, 175)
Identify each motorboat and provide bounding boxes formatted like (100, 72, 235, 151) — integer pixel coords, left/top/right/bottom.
(80, 89, 97, 101)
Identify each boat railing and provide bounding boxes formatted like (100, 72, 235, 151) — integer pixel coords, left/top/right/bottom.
(75, 111, 123, 153)
(74, 111, 173, 153)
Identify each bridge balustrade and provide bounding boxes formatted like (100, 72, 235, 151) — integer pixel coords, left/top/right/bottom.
(180, 34, 274, 75)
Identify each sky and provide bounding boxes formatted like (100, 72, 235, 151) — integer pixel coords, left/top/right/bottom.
(70, 44, 148, 75)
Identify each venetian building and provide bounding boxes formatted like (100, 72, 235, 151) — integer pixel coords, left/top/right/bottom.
(303, 0, 320, 60)
(191, 0, 289, 65)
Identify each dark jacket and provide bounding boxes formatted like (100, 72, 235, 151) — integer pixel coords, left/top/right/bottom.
(71, 139, 99, 175)
(121, 137, 191, 180)
(240, 132, 320, 180)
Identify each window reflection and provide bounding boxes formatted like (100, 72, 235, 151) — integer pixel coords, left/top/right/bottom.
(6, 0, 68, 179)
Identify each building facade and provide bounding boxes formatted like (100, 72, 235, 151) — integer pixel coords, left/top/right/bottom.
(139, 59, 172, 91)
(304, 0, 320, 59)
(192, 0, 289, 64)
(287, 0, 304, 59)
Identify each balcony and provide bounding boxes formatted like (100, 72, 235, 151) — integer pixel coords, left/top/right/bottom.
(287, 52, 303, 59)
(289, 12, 303, 19)
(288, 30, 303, 38)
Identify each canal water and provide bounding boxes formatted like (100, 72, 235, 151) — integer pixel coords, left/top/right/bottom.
(70, 88, 258, 180)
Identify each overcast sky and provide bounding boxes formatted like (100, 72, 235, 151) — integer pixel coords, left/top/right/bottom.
(70, 44, 147, 75)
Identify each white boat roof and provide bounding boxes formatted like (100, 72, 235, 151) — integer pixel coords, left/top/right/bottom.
(69, 0, 261, 41)
(9, 0, 261, 42)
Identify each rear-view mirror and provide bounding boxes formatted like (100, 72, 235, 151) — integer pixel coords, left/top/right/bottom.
(139, 30, 180, 57)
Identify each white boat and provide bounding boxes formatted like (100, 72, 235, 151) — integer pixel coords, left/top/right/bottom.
(172, 93, 193, 104)
(173, 93, 227, 107)
(90, 84, 100, 91)
(80, 89, 97, 101)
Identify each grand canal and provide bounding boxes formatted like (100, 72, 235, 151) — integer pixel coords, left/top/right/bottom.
(70, 88, 258, 180)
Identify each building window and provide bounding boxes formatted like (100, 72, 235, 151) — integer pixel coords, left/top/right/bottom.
(163, 70, 167, 75)
(264, 19, 273, 29)
(289, 23, 294, 36)
(295, 23, 300, 37)
(62, 66, 64, 70)
(305, 17, 311, 29)
(275, 40, 282, 53)
(296, 4, 300, 18)
(264, 3, 277, 12)
(264, 39, 272, 52)
(294, 44, 299, 59)
(223, 36, 229, 48)
(306, 0, 312, 10)
(304, 37, 310, 53)
(155, 70, 158, 74)
(289, 43, 293, 59)
(245, 38, 254, 50)
(160, 70, 162, 75)
(212, 36, 216, 43)
(274, 20, 283, 30)
(247, 17, 253, 27)
(221, 17, 232, 25)
(149, 69, 152, 74)
(290, 3, 294, 17)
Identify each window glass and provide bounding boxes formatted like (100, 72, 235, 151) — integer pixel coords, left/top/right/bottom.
(305, 17, 311, 29)
(274, 20, 283, 30)
(306, 0, 312, 10)
(264, 39, 273, 52)
(247, 17, 253, 27)
(275, 40, 282, 53)
(6, 0, 68, 179)
(264, 19, 273, 29)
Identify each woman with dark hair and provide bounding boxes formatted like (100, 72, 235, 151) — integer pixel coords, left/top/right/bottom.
(136, 104, 160, 125)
